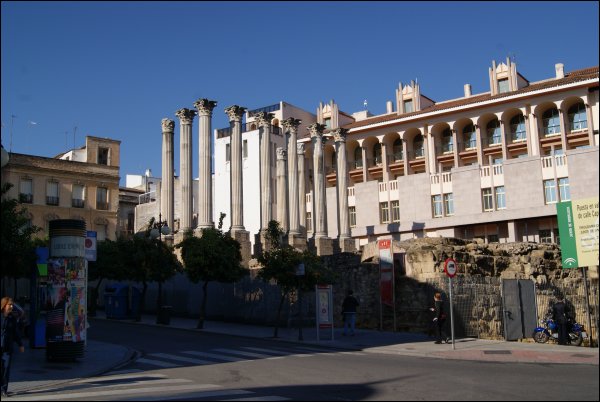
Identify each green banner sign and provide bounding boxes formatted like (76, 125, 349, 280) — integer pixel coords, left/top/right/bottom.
(557, 201, 578, 268)
(557, 197, 599, 268)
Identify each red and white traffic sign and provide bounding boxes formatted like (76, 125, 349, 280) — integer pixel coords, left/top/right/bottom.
(444, 258, 457, 278)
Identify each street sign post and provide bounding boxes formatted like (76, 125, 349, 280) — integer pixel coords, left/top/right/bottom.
(444, 258, 457, 349)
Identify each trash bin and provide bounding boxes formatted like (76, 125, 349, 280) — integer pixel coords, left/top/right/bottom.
(157, 305, 172, 325)
(104, 284, 140, 319)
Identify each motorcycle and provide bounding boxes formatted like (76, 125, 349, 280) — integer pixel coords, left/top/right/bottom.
(532, 314, 587, 346)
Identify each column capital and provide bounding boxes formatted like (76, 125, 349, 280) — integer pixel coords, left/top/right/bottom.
(193, 98, 218, 116)
(224, 105, 247, 122)
(332, 127, 349, 143)
(175, 108, 196, 124)
(297, 143, 305, 155)
(161, 118, 175, 132)
(253, 112, 274, 127)
(276, 147, 287, 160)
(282, 117, 302, 131)
(307, 123, 326, 138)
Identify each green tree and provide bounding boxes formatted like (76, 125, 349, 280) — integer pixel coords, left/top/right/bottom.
(87, 238, 130, 315)
(0, 182, 40, 295)
(176, 213, 248, 329)
(257, 220, 337, 337)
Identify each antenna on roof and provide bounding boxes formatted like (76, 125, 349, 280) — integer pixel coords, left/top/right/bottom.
(363, 99, 368, 110)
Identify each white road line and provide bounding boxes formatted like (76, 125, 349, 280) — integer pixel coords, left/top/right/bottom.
(148, 352, 212, 365)
(7, 383, 222, 401)
(182, 350, 245, 362)
(211, 348, 276, 359)
(241, 347, 290, 356)
(72, 372, 166, 384)
(136, 357, 180, 368)
(101, 369, 145, 376)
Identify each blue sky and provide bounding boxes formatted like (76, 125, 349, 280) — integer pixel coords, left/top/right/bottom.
(2, 1, 598, 186)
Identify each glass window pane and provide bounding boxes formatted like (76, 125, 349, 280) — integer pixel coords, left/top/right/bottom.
(432, 195, 443, 217)
(482, 188, 493, 211)
(558, 178, 570, 201)
(444, 193, 454, 215)
(391, 201, 400, 222)
(495, 186, 506, 209)
(544, 180, 557, 204)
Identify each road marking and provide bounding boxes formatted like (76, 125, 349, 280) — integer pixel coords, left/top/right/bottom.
(72, 372, 166, 384)
(136, 357, 180, 368)
(212, 348, 277, 359)
(241, 347, 291, 356)
(148, 352, 212, 365)
(7, 383, 222, 401)
(182, 350, 246, 362)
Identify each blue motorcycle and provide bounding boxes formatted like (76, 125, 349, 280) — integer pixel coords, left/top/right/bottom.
(532, 314, 587, 346)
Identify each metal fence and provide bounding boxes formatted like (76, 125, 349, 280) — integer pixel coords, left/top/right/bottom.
(426, 276, 598, 344)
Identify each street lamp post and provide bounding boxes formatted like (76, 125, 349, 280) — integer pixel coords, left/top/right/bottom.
(150, 213, 171, 324)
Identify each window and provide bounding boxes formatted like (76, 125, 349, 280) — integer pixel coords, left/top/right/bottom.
(404, 99, 413, 113)
(432, 195, 443, 217)
(441, 129, 453, 153)
(379, 202, 390, 223)
(96, 187, 109, 210)
(373, 143, 383, 165)
(463, 124, 476, 149)
(324, 118, 331, 129)
(488, 234, 499, 243)
(542, 108, 561, 136)
(46, 181, 59, 206)
(391, 200, 400, 222)
(413, 134, 424, 157)
(225, 143, 231, 162)
(98, 147, 109, 165)
(568, 103, 587, 131)
(444, 193, 454, 215)
(497, 78, 510, 94)
(353, 147, 363, 169)
(558, 178, 570, 201)
(306, 212, 312, 232)
(539, 229, 553, 244)
(486, 120, 501, 145)
(482, 188, 494, 211)
(510, 115, 527, 141)
(349, 206, 356, 227)
(19, 178, 33, 203)
(392, 139, 403, 161)
(243, 140, 248, 158)
(544, 180, 557, 204)
(72, 184, 85, 208)
(495, 186, 506, 209)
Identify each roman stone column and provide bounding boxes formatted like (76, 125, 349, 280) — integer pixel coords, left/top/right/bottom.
(283, 118, 301, 236)
(225, 105, 251, 265)
(160, 118, 175, 235)
(333, 128, 355, 253)
(175, 108, 196, 234)
(308, 123, 333, 255)
(276, 147, 288, 232)
(297, 143, 307, 235)
(255, 112, 274, 252)
(193, 98, 217, 233)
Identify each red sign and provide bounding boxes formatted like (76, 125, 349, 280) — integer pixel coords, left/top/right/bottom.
(444, 258, 457, 278)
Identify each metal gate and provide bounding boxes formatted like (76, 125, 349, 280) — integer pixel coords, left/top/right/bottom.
(501, 279, 537, 341)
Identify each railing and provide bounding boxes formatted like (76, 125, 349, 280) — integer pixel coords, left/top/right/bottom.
(480, 164, 504, 177)
(72, 198, 85, 208)
(19, 193, 33, 203)
(96, 201, 110, 211)
(442, 172, 452, 183)
(347, 187, 355, 197)
(390, 180, 398, 191)
(306, 193, 312, 204)
(541, 155, 567, 168)
(216, 122, 282, 138)
(46, 196, 59, 206)
(247, 103, 280, 116)
(139, 191, 157, 205)
(378, 182, 387, 192)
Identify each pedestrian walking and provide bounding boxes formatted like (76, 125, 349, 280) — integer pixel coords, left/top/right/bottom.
(430, 292, 448, 344)
(341, 290, 359, 336)
(552, 295, 569, 345)
(1, 296, 25, 398)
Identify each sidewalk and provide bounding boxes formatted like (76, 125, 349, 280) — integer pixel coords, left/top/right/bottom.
(8, 311, 599, 395)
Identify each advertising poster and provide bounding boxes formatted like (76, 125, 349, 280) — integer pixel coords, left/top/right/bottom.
(557, 197, 599, 268)
(378, 239, 394, 307)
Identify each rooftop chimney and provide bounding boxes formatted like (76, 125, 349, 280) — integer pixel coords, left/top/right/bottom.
(555, 63, 565, 79)
(464, 84, 472, 98)
(386, 101, 393, 114)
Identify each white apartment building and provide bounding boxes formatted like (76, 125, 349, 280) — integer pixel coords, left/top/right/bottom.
(211, 60, 598, 250)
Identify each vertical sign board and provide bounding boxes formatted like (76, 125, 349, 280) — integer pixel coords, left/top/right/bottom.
(315, 284, 334, 341)
(378, 239, 394, 306)
(85, 231, 97, 262)
(557, 197, 599, 268)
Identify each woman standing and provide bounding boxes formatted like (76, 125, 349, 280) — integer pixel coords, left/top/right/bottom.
(1, 297, 25, 398)
(430, 293, 449, 344)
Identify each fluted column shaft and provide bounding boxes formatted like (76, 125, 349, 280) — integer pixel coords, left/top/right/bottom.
(161, 118, 175, 231)
(276, 147, 288, 232)
(194, 98, 217, 229)
(309, 123, 327, 238)
(256, 112, 274, 229)
(283, 118, 302, 235)
(297, 144, 307, 234)
(175, 109, 196, 232)
(225, 105, 247, 232)
(333, 128, 351, 239)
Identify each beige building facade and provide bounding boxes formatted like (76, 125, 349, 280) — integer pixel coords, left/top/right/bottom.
(1, 136, 121, 241)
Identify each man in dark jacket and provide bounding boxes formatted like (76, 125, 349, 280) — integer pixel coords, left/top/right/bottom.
(1, 297, 25, 397)
(342, 290, 359, 336)
(430, 292, 449, 344)
(552, 295, 569, 345)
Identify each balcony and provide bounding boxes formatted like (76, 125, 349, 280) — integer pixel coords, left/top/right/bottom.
(480, 164, 504, 188)
(541, 155, 568, 180)
(96, 201, 110, 211)
(46, 196, 59, 206)
(19, 193, 33, 204)
(72, 198, 85, 208)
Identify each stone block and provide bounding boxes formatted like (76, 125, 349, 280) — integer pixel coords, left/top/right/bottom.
(315, 237, 333, 256)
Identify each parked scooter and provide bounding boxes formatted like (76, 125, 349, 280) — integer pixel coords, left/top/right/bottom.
(532, 314, 587, 346)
